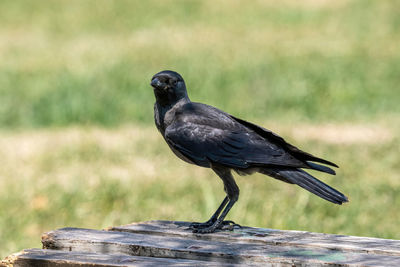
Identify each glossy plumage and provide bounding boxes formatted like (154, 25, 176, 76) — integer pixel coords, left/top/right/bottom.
(151, 70, 348, 233)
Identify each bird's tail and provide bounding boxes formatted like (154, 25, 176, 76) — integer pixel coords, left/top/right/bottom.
(260, 168, 348, 205)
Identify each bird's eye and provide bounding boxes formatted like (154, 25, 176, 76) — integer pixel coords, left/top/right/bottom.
(173, 80, 178, 86)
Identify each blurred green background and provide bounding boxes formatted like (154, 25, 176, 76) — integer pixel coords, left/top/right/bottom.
(0, 0, 399, 258)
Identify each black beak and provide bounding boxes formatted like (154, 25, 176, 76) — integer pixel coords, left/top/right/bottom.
(151, 77, 162, 88)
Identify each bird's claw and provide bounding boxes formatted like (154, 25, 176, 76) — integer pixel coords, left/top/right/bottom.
(190, 220, 241, 233)
(189, 220, 215, 229)
(192, 225, 217, 234)
(220, 220, 242, 231)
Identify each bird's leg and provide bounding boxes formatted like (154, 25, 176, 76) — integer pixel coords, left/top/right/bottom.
(190, 196, 228, 229)
(193, 166, 240, 234)
(193, 196, 238, 233)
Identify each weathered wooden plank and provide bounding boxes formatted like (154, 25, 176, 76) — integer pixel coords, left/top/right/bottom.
(1, 248, 237, 267)
(42, 227, 400, 266)
(109, 220, 400, 256)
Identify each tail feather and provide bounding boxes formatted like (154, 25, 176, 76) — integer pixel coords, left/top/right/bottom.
(306, 161, 336, 175)
(265, 168, 348, 205)
(303, 156, 339, 168)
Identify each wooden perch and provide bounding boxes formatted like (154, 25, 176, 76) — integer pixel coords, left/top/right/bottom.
(2, 220, 400, 266)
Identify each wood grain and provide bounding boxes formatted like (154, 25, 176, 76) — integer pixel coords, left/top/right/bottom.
(3, 220, 400, 266)
(110, 220, 400, 256)
(42, 224, 400, 266)
(1, 248, 237, 266)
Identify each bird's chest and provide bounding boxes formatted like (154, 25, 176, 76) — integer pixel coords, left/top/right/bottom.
(154, 104, 209, 168)
(154, 103, 176, 134)
(167, 143, 198, 165)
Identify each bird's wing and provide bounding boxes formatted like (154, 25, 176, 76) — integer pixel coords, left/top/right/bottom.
(165, 121, 306, 169)
(230, 115, 339, 169)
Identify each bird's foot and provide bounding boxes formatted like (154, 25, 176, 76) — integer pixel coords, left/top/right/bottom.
(192, 224, 218, 234)
(189, 220, 215, 229)
(191, 220, 241, 234)
(219, 220, 242, 231)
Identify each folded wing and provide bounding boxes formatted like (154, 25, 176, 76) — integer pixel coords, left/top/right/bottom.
(165, 121, 307, 169)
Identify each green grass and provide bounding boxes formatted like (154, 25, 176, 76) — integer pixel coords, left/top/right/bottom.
(0, 0, 400, 259)
(0, 123, 399, 258)
(0, 0, 399, 127)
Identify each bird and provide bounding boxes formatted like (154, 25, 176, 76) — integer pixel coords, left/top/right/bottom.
(150, 70, 348, 234)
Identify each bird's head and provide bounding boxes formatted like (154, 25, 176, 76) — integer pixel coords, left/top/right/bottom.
(150, 70, 188, 106)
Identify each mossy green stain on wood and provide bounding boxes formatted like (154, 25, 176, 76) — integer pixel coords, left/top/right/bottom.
(231, 228, 349, 262)
(233, 228, 278, 237)
(266, 248, 347, 262)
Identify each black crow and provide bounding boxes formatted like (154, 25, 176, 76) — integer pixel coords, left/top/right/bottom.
(150, 70, 348, 233)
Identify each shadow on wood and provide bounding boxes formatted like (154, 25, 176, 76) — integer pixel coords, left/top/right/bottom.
(2, 220, 400, 266)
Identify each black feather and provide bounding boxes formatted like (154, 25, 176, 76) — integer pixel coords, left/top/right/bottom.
(268, 168, 348, 205)
(152, 70, 349, 222)
(230, 115, 339, 168)
(306, 161, 336, 175)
